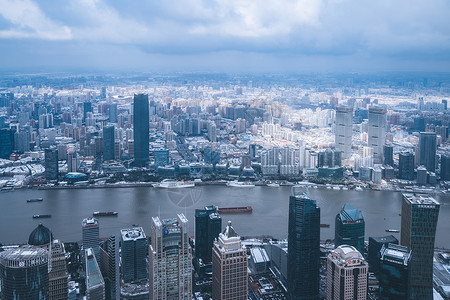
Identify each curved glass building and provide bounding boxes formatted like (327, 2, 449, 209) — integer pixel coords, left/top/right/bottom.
(0, 245, 49, 300)
(335, 203, 365, 255)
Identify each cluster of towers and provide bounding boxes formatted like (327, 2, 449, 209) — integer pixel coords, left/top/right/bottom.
(287, 187, 440, 300)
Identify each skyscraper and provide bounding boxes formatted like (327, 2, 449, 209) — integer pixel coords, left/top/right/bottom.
(82, 217, 100, 262)
(379, 243, 411, 300)
(85, 248, 105, 300)
(83, 102, 92, 121)
(398, 152, 415, 180)
(195, 205, 222, 263)
(103, 125, 115, 161)
(335, 106, 353, 158)
(0, 245, 49, 300)
(326, 245, 368, 300)
(45, 148, 59, 180)
(109, 103, 118, 123)
(212, 221, 248, 300)
(335, 203, 365, 254)
(418, 132, 437, 172)
(99, 235, 120, 300)
(149, 214, 192, 300)
(288, 186, 320, 300)
(383, 144, 393, 167)
(368, 107, 387, 163)
(49, 239, 69, 300)
(0, 128, 14, 159)
(120, 227, 147, 283)
(133, 94, 149, 166)
(367, 235, 398, 274)
(400, 193, 440, 299)
(441, 153, 450, 181)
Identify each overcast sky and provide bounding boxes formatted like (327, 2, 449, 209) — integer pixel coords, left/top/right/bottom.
(0, 0, 449, 73)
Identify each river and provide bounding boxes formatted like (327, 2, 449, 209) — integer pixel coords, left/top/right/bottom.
(0, 186, 449, 248)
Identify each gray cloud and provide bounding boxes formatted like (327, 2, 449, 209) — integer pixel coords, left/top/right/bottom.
(0, 0, 449, 72)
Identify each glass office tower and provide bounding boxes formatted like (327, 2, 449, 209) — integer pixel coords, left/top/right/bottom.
(287, 186, 320, 300)
(133, 94, 149, 166)
(335, 203, 365, 254)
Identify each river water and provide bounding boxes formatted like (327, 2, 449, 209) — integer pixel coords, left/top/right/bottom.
(0, 186, 449, 248)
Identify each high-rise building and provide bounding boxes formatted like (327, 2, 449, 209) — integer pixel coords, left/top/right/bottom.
(400, 193, 440, 299)
(0, 245, 49, 300)
(379, 243, 411, 300)
(82, 217, 100, 262)
(133, 94, 149, 166)
(418, 132, 437, 172)
(154, 149, 169, 171)
(49, 239, 69, 300)
(335, 106, 353, 158)
(195, 205, 222, 263)
(326, 245, 368, 300)
(109, 103, 118, 123)
(120, 227, 147, 283)
(288, 186, 320, 300)
(383, 144, 393, 167)
(335, 203, 365, 254)
(83, 102, 92, 121)
(99, 235, 120, 300)
(45, 148, 59, 181)
(368, 107, 387, 163)
(367, 235, 398, 274)
(0, 128, 14, 159)
(212, 221, 248, 300)
(398, 152, 415, 181)
(85, 248, 105, 300)
(149, 214, 192, 300)
(103, 125, 115, 161)
(441, 154, 450, 181)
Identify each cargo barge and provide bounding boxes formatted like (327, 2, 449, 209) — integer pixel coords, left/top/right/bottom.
(217, 206, 253, 214)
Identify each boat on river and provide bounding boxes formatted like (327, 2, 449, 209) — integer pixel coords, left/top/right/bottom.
(153, 179, 195, 189)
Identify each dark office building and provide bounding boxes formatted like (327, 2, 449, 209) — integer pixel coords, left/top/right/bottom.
(45, 148, 59, 180)
(195, 205, 222, 263)
(133, 94, 149, 166)
(335, 203, 365, 254)
(413, 117, 425, 132)
(83, 102, 92, 120)
(441, 154, 450, 181)
(204, 146, 220, 166)
(398, 152, 415, 180)
(383, 144, 394, 167)
(0, 245, 49, 300)
(368, 235, 398, 274)
(379, 243, 411, 300)
(120, 228, 147, 283)
(100, 235, 120, 300)
(0, 128, 14, 159)
(154, 149, 169, 171)
(400, 193, 440, 299)
(418, 132, 437, 172)
(103, 125, 115, 161)
(442, 99, 448, 110)
(109, 103, 117, 123)
(288, 187, 320, 300)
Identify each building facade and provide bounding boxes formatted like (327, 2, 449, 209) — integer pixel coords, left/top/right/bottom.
(287, 186, 320, 300)
(368, 107, 387, 164)
(0, 245, 49, 300)
(45, 148, 59, 180)
(400, 193, 440, 299)
(398, 152, 415, 180)
(103, 125, 115, 161)
(379, 243, 411, 300)
(49, 240, 69, 300)
(133, 94, 149, 166)
(120, 227, 148, 283)
(149, 214, 192, 300)
(85, 248, 105, 300)
(99, 235, 120, 300)
(212, 221, 248, 300)
(326, 245, 368, 300)
(335, 203, 365, 254)
(335, 106, 353, 158)
(195, 205, 222, 263)
(82, 217, 100, 262)
(418, 132, 437, 172)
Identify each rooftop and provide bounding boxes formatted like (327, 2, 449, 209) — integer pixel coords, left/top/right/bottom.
(85, 248, 104, 289)
(403, 193, 440, 206)
(121, 227, 146, 241)
(338, 203, 364, 223)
